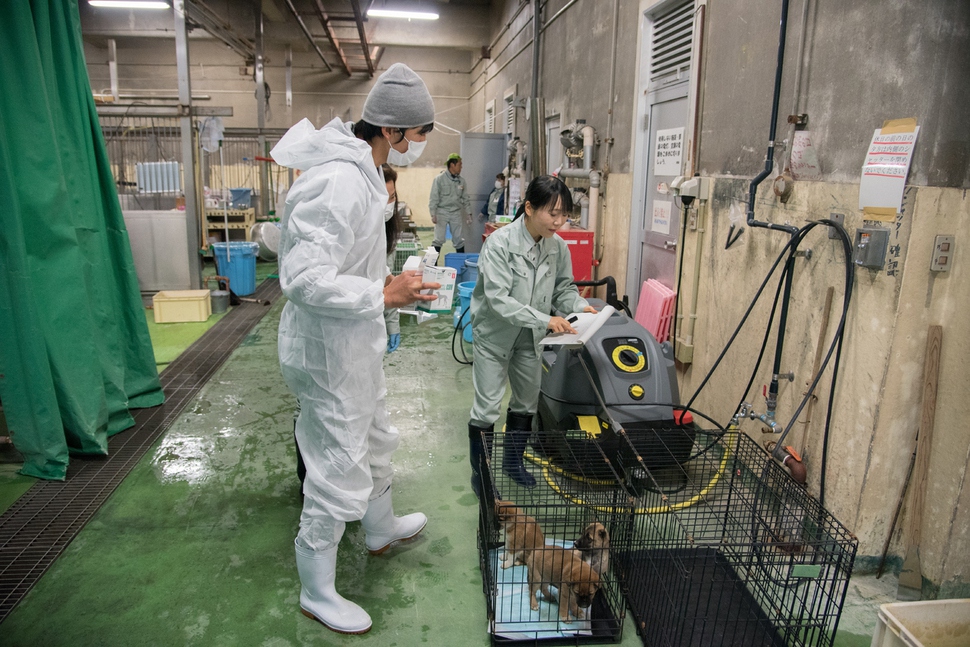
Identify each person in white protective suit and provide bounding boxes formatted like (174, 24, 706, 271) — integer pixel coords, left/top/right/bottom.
(271, 63, 439, 636)
(467, 176, 596, 504)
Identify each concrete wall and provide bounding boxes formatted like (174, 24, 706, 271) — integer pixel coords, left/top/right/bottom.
(467, 0, 641, 296)
(679, 0, 970, 596)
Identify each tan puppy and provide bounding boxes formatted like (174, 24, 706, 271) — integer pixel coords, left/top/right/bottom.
(526, 545, 601, 622)
(573, 522, 610, 575)
(495, 500, 545, 569)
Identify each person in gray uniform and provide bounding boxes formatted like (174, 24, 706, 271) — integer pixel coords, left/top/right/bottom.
(429, 153, 472, 254)
(467, 175, 595, 498)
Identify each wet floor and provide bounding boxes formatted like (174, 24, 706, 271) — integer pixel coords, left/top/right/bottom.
(0, 267, 892, 646)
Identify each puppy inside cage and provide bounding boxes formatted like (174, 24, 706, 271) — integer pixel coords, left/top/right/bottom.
(477, 428, 631, 644)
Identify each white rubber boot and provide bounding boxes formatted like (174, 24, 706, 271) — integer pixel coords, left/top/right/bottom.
(361, 488, 427, 555)
(294, 539, 372, 634)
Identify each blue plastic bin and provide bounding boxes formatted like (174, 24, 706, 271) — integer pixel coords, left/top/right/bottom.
(457, 281, 475, 343)
(444, 253, 479, 282)
(463, 258, 479, 285)
(212, 242, 260, 296)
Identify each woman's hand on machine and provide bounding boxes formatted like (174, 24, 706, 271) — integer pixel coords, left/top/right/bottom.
(384, 270, 440, 308)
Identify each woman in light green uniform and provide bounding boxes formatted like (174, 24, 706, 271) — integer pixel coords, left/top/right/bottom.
(467, 175, 596, 496)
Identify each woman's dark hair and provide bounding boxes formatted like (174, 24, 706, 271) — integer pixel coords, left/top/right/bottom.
(513, 175, 573, 221)
(381, 164, 400, 255)
(354, 120, 435, 144)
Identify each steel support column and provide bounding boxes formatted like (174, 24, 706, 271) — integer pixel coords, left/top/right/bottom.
(174, 0, 201, 288)
(255, 1, 269, 217)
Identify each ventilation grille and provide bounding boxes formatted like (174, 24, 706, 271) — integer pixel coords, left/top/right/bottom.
(135, 161, 182, 194)
(650, 0, 694, 82)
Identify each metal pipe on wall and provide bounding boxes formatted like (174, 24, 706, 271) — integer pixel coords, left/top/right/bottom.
(604, 0, 620, 173)
(527, 0, 542, 180)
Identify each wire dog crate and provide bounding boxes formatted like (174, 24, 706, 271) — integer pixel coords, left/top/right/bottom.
(477, 428, 632, 645)
(611, 429, 857, 647)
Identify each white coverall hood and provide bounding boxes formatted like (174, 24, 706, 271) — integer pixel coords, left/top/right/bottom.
(272, 117, 375, 173)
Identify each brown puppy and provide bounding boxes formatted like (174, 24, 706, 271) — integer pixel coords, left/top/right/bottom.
(495, 500, 545, 569)
(526, 545, 601, 623)
(573, 522, 610, 576)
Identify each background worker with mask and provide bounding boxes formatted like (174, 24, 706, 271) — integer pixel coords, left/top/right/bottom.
(271, 63, 439, 636)
(480, 172, 506, 222)
(429, 153, 472, 254)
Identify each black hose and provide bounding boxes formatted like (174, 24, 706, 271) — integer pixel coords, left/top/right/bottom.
(451, 305, 473, 365)
(685, 219, 854, 506)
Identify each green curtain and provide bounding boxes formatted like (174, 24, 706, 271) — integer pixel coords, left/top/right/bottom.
(0, 0, 165, 480)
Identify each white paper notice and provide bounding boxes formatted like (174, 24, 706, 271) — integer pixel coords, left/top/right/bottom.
(653, 127, 684, 177)
(652, 200, 672, 235)
(789, 131, 822, 180)
(859, 126, 919, 216)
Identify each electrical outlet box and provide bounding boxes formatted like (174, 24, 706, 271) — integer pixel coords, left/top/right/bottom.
(931, 235, 954, 272)
(853, 226, 890, 269)
(828, 212, 845, 239)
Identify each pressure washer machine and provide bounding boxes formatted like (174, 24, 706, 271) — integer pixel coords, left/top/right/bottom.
(534, 302, 695, 478)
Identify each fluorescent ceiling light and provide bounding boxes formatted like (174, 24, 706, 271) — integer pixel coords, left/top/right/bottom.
(367, 9, 439, 20)
(89, 1, 171, 8)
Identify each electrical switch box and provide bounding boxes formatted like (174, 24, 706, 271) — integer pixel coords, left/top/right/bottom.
(853, 226, 890, 269)
(931, 235, 954, 272)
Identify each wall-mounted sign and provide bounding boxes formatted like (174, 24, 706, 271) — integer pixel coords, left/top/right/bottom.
(653, 127, 684, 177)
(859, 118, 919, 221)
(652, 200, 672, 235)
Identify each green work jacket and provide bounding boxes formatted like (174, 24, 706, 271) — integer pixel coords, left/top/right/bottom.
(471, 217, 589, 357)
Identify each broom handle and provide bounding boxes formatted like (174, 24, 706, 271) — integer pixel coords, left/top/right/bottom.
(906, 325, 942, 548)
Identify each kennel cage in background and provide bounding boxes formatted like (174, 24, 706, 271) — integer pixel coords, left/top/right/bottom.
(477, 428, 632, 645)
(98, 115, 291, 220)
(611, 429, 858, 647)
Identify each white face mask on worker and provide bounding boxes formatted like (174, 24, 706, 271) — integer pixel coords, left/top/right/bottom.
(387, 135, 426, 166)
(495, 181, 503, 190)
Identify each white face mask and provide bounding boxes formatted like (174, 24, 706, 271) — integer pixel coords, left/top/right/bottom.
(384, 203, 396, 222)
(387, 135, 426, 166)
(495, 181, 504, 190)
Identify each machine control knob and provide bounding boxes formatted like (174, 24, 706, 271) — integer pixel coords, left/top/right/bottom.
(629, 384, 645, 400)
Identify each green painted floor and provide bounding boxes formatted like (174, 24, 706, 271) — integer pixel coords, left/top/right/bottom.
(0, 247, 894, 646)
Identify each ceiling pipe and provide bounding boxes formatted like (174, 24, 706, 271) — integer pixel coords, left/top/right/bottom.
(281, 0, 334, 72)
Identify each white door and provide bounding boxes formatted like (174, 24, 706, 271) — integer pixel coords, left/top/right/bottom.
(627, 0, 694, 307)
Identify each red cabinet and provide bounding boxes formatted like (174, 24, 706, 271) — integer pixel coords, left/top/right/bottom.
(556, 229, 594, 283)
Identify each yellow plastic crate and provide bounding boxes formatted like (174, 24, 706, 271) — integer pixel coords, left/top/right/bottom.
(152, 289, 212, 323)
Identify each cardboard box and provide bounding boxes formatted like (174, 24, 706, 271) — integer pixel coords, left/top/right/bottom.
(417, 265, 457, 314)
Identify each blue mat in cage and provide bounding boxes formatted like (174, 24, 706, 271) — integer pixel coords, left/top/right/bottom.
(488, 540, 593, 641)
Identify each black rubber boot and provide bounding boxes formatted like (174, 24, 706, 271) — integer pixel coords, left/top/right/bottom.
(468, 423, 494, 499)
(504, 410, 537, 488)
(434, 245, 441, 253)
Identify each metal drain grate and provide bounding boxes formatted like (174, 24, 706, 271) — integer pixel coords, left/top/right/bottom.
(0, 278, 282, 622)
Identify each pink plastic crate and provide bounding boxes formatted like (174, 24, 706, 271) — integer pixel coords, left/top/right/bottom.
(635, 279, 676, 343)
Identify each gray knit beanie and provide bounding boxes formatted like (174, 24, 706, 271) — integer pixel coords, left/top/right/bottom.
(362, 63, 435, 128)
